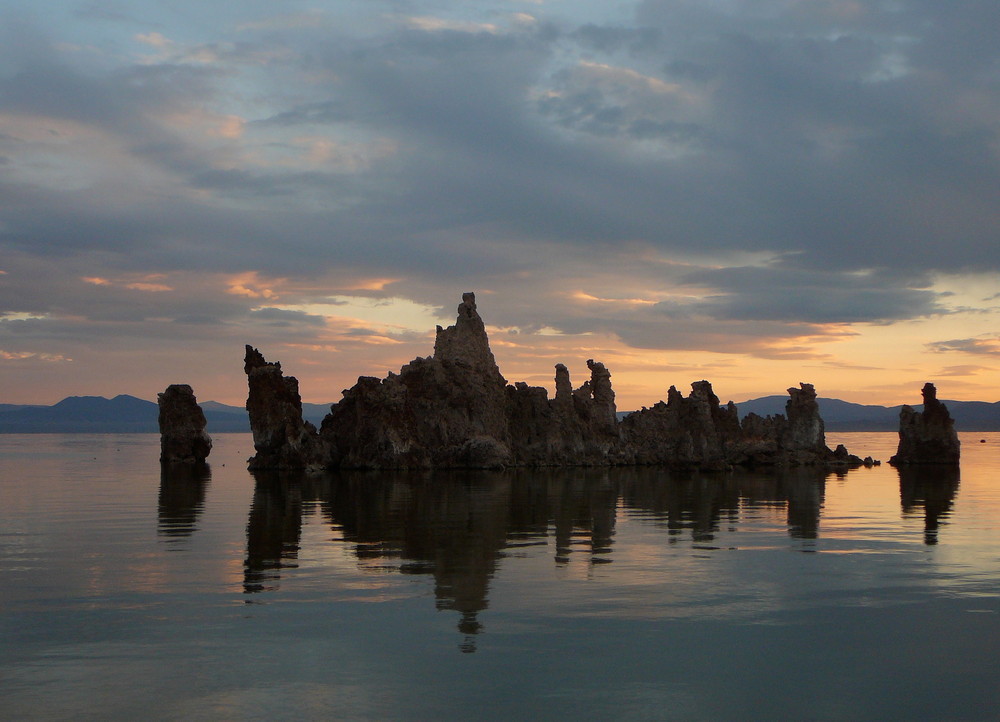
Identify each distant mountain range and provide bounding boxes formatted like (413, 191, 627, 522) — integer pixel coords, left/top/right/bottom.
(735, 396, 1000, 431)
(0, 396, 332, 433)
(2, 394, 999, 433)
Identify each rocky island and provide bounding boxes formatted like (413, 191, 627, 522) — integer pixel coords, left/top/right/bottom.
(889, 383, 961, 466)
(245, 292, 869, 471)
(158, 384, 212, 464)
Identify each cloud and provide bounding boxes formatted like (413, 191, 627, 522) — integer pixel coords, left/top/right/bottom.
(399, 17, 500, 34)
(928, 337, 1000, 357)
(4, 1, 1000, 403)
(675, 264, 948, 324)
(0, 349, 71, 362)
(571, 24, 661, 55)
(249, 307, 328, 327)
(936, 365, 993, 378)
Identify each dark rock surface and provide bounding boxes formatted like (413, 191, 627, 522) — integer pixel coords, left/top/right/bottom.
(157, 384, 212, 464)
(620, 382, 739, 469)
(889, 383, 961, 466)
(621, 380, 857, 470)
(245, 346, 326, 470)
(247, 293, 867, 471)
(321, 293, 513, 469)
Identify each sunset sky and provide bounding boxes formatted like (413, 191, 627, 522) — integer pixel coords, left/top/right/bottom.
(2, 0, 999, 409)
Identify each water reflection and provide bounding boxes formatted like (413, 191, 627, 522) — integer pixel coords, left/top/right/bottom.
(157, 463, 211, 541)
(619, 466, 829, 543)
(241, 465, 861, 648)
(331, 470, 516, 653)
(898, 465, 960, 545)
(244, 471, 304, 594)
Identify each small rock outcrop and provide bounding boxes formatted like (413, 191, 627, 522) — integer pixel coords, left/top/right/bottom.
(620, 380, 856, 470)
(889, 383, 960, 466)
(619, 381, 740, 469)
(245, 346, 326, 470)
(246, 292, 866, 471)
(158, 384, 212, 464)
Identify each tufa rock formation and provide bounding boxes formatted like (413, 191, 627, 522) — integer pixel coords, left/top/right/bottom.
(245, 292, 865, 471)
(321, 293, 513, 469)
(619, 381, 742, 470)
(889, 383, 960, 466)
(158, 384, 212, 464)
(620, 380, 853, 470)
(245, 346, 326, 470)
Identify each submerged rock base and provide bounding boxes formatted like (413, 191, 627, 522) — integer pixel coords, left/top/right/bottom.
(245, 293, 867, 471)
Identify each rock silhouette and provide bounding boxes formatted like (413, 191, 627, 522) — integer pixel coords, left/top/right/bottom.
(889, 383, 961, 465)
(157, 384, 212, 464)
(246, 293, 865, 471)
(245, 346, 326, 470)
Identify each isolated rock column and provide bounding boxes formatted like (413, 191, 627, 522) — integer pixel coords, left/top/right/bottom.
(245, 345, 325, 469)
(158, 384, 212, 464)
(783, 383, 827, 455)
(889, 383, 960, 465)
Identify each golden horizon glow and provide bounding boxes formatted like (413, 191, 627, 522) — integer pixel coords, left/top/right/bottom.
(3, 274, 1000, 408)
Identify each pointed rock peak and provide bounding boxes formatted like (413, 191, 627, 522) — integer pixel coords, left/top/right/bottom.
(245, 345, 279, 374)
(890, 382, 959, 466)
(690, 380, 719, 404)
(786, 383, 821, 423)
(918, 382, 953, 424)
(554, 364, 572, 398)
(585, 359, 617, 425)
(433, 292, 504, 382)
(788, 382, 817, 402)
(460, 291, 477, 315)
(586, 359, 613, 391)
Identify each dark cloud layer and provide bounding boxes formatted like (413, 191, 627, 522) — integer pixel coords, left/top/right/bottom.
(2, 1, 999, 402)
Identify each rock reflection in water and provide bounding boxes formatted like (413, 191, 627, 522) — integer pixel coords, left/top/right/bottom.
(244, 471, 305, 594)
(619, 466, 829, 543)
(157, 462, 210, 540)
(898, 465, 960, 545)
(329, 470, 511, 653)
(241, 465, 857, 648)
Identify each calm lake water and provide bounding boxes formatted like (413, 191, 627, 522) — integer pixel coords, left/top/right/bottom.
(1, 432, 998, 720)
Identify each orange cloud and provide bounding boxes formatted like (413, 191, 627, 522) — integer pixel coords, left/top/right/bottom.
(226, 272, 282, 299)
(571, 291, 658, 306)
(82, 274, 173, 292)
(125, 282, 173, 292)
(0, 350, 72, 362)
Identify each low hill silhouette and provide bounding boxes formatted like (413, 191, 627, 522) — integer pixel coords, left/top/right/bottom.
(0, 396, 331, 433)
(1, 394, 998, 433)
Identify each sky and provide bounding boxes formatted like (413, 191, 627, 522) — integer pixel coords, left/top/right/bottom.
(1, 0, 999, 409)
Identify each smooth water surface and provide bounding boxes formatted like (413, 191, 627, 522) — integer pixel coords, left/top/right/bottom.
(1, 433, 998, 720)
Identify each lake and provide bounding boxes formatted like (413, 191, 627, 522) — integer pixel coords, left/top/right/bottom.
(1, 432, 998, 720)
